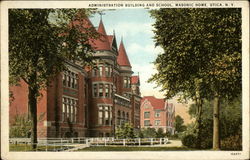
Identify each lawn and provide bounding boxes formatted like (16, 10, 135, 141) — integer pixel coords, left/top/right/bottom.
(77, 146, 195, 151)
(9, 144, 70, 151)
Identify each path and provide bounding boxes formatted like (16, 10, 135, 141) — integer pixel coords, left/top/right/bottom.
(155, 140, 183, 147)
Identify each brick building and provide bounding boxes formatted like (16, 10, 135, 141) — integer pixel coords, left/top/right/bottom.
(140, 96, 175, 135)
(9, 18, 141, 138)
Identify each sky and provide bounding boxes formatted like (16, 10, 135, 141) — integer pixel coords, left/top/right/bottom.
(89, 9, 165, 98)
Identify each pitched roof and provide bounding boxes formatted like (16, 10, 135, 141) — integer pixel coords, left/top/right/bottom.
(142, 96, 166, 110)
(71, 16, 94, 31)
(131, 76, 139, 84)
(107, 35, 114, 46)
(91, 20, 111, 51)
(117, 40, 131, 67)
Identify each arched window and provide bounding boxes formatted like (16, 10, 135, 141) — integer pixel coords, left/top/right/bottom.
(126, 113, 129, 122)
(122, 111, 125, 119)
(117, 110, 121, 125)
(118, 110, 121, 118)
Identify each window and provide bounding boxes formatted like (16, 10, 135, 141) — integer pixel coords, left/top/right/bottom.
(117, 110, 121, 125)
(126, 113, 129, 122)
(71, 103, 74, 122)
(105, 84, 109, 97)
(63, 71, 78, 89)
(144, 120, 150, 126)
(99, 65, 103, 77)
(123, 77, 128, 88)
(155, 111, 160, 117)
(155, 120, 161, 126)
(62, 102, 65, 122)
(92, 68, 98, 77)
(71, 73, 75, 88)
(68, 76, 71, 87)
(98, 105, 112, 126)
(110, 67, 113, 76)
(74, 76, 78, 89)
(111, 85, 113, 97)
(105, 65, 109, 77)
(74, 101, 77, 123)
(62, 97, 78, 123)
(99, 84, 103, 97)
(144, 111, 150, 118)
(98, 108, 103, 125)
(123, 77, 131, 88)
(67, 102, 70, 119)
(105, 110, 109, 125)
(63, 74, 66, 86)
(93, 84, 98, 97)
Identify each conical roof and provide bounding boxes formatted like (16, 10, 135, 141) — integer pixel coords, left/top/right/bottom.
(117, 40, 131, 67)
(91, 19, 111, 51)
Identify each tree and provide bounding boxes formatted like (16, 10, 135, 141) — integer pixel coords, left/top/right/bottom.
(9, 9, 99, 149)
(141, 128, 157, 138)
(156, 128, 166, 138)
(149, 8, 241, 150)
(115, 123, 135, 139)
(174, 115, 186, 133)
(187, 95, 242, 150)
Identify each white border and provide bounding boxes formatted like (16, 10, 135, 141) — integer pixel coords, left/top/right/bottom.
(1, 1, 249, 160)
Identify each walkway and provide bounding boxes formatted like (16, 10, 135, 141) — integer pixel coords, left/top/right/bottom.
(156, 140, 182, 147)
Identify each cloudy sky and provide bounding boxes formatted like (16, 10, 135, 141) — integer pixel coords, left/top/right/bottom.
(90, 9, 165, 98)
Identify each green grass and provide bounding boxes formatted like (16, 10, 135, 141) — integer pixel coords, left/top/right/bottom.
(9, 144, 68, 151)
(77, 146, 195, 151)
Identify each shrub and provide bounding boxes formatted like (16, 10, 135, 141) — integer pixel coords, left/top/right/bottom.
(221, 134, 242, 150)
(200, 137, 212, 149)
(181, 134, 197, 148)
(10, 114, 31, 138)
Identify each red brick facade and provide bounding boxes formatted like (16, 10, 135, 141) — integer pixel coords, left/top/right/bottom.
(9, 18, 141, 138)
(140, 96, 175, 135)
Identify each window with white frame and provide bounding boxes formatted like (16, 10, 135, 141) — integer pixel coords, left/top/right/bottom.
(98, 105, 112, 126)
(93, 84, 98, 97)
(63, 71, 78, 89)
(62, 100, 66, 122)
(93, 83, 113, 98)
(99, 84, 103, 97)
(98, 107, 103, 125)
(105, 84, 109, 97)
(70, 103, 74, 122)
(155, 120, 161, 126)
(126, 112, 129, 122)
(62, 97, 78, 123)
(75, 106, 77, 123)
(99, 65, 103, 77)
(123, 77, 127, 88)
(144, 120, 150, 126)
(63, 74, 66, 86)
(144, 111, 150, 118)
(105, 106, 109, 125)
(105, 65, 110, 77)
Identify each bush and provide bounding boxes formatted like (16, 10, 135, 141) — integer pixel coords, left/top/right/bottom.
(115, 123, 135, 139)
(10, 114, 31, 138)
(181, 134, 197, 148)
(221, 134, 242, 150)
(168, 134, 179, 140)
(200, 137, 212, 149)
